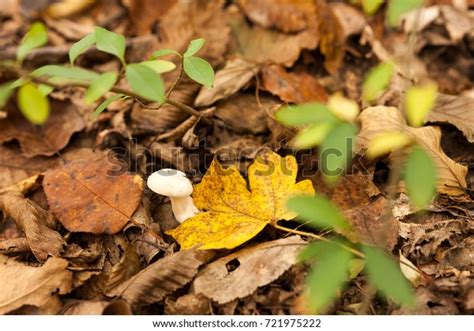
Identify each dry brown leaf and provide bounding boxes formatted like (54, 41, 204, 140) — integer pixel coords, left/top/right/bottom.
(0, 190, 65, 262)
(315, 0, 345, 74)
(427, 93, 474, 143)
(329, 2, 367, 38)
(329, 172, 398, 249)
(0, 256, 72, 314)
(61, 299, 132, 315)
(193, 236, 305, 304)
(195, 57, 260, 107)
(123, 0, 177, 35)
(0, 146, 59, 189)
(236, 0, 316, 33)
(229, 6, 318, 67)
(261, 65, 329, 104)
(107, 249, 213, 307)
(43, 158, 144, 234)
(357, 106, 467, 196)
(164, 293, 211, 315)
(0, 100, 86, 158)
(214, 94, 278, 135)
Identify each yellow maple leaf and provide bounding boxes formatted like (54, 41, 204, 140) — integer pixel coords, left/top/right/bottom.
(167, 151, 315, 250)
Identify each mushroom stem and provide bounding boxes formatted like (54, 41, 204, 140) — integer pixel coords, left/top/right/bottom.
(170, 195, 199, 223)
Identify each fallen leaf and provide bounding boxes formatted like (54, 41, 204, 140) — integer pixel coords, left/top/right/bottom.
(229, 6, 319, 67)
(61, 299, 132, 315)
(193, 236, 306, 304)
(236, 0, 316, 33)
(43, 158, 144, 234)
(164, 293, 211, 315)
(107, 249, 213, 307)
(167, 151, 314, 250)
(45, 0, 97, 18)
(122, 0, 177, 35)
(213, 94, 278, 135)
(315, 0, 345, 73)
(399, 252, 424, 287)
(261, 65, 328, 104)
(329, 171, 398, 249)
(194, 57, 259, 107)
(0, 256, 72, 314)
(329, 2, 367, 38)
(427, 93, 474, 143)
(0, 189, 65, 262)
(0, 145, 59, 189)
(357, 106, 467, 196)
(0, 100, 86, 158)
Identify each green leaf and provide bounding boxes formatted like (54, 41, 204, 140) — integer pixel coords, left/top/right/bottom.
(293, 122, 334, 149)
(405, 83, 437, 127)
(306, 241, 352, 312)
(361, 0, 384, 15)
(151, 49, 181, 59)
(276, 103, 338, 126)
(17, 83, 50, 125)
(320, 122, 357, 184)
(184, 38, 205, 57)
(140, 60, 176, 74)
(0, 82, 15, 108)
(362, 245, 415, 306)
(85, 72, 117, 104)
(31, 65, 99, 82)
(37, 84, 54, 96)
(287, 195, 350, 231)
(404, 147, 437, 209)
(126, 63, 165, 104)
(362, 63, 394, 102)
(17, 22, 48, 63)
(183, 56, 215, 88)
(387, 0, 424, 27)
(69, 32, 95, 65)
(95, 27, 126, 65)
(92, 94, 124, 119)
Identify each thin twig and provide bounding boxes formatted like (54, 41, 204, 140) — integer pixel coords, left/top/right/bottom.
(272, 222, 366, 259)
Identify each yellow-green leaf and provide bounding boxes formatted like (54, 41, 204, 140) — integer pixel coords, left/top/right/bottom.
(405, 83, 437, 127)
(85, 72, 117, 104)
(167, 151, 315, 250)
(17, 83, 50, 125)
(17, 22, 48, 63)
(366, 131, 412, 159)
(362, 63, 394, 102)
(293, 122, 334, 149)
(327, 93, 360, 122)
(404, 147, 437, 208)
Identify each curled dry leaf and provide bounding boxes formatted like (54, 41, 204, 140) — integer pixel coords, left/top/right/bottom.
(195, 57, 260, 107)
(0, 100, 86, 158)
(357, 106, 467, 196)
(123, 0, 177, 35)
(0, 189, 65, 262)
(193, 236, 306, 304)
(43, 158, 144, 234)
(261, 65, 328, 104)
(329, 2, 366, 38)
(167, 151, 314, 250)
(107, 249, 213, 307)
(0, 256, 72, 314)
(427, 93, 474, 143)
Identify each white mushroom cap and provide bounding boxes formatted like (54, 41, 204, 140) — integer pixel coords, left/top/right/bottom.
(147, 169, 193, 197)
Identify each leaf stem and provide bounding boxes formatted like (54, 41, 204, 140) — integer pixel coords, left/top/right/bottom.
(272, 222, 366, 259)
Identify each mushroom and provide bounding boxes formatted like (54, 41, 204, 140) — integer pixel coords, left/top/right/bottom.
(147, 168, 199, 223)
